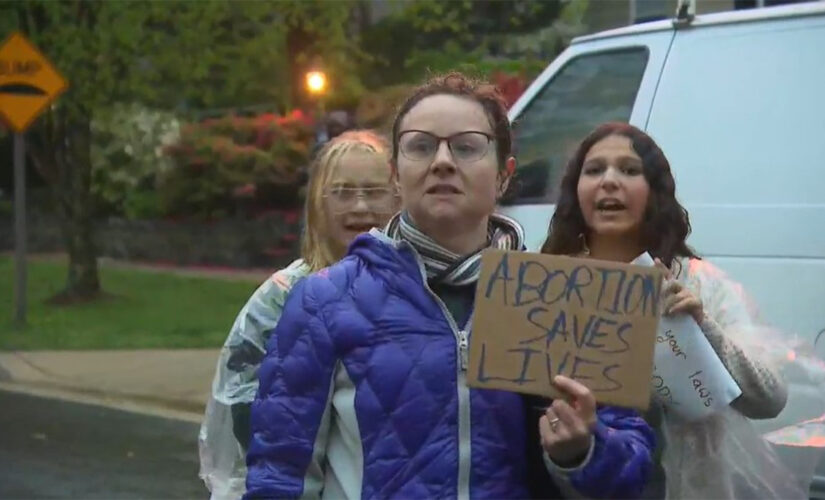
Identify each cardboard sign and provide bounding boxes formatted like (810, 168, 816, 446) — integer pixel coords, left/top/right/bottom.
(467, 250, 663, 410)
(633, 253, 742, 420)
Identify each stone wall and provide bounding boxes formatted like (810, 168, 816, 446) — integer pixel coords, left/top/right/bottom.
(0, 211, 302, 269)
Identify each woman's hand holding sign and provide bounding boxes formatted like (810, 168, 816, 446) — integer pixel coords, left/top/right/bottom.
(539, 375, 598, 467)
(655, 259, 704, 323)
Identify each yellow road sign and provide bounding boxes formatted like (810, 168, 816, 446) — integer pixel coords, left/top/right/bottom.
(0, 31, 68, 132)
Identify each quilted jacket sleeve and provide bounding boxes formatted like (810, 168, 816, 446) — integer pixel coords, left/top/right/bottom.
(543, 406, 655, 499)
(244, 277, 338, 499)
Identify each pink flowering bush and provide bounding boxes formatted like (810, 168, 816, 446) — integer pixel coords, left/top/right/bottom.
(159, 110, 314, 218)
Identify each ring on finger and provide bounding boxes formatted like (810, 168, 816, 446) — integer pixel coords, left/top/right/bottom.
(549, 417, 560, 432)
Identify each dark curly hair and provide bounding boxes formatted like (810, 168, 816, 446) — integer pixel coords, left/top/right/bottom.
(541, 122, 699, 267)
(390, 72, 512, 171)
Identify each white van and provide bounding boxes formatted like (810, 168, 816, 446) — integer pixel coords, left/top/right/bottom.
(501, 1, 825, 496)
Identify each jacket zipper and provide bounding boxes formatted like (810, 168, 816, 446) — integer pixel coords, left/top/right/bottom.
(401, 242, 472, 500)
(458, 329, 469, 371)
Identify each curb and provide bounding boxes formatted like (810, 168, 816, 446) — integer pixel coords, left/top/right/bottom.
(0, 349, 215, 424)
(0, 379, 204, 423)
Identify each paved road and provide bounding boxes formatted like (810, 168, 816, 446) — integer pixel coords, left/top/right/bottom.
(0, 390, 206, 499)
(1, 389, 821, 499)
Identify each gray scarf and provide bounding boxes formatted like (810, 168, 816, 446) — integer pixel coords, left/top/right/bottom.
(384, 210, 525, 286)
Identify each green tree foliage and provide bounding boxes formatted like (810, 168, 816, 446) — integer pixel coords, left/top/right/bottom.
(276, 0, 365, 110)
(0, 0, 355, 300)
(359, 0, 588, 88)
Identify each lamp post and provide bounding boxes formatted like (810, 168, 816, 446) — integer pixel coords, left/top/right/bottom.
(305, 70, 327, 117)
(305, 69, 329, 149)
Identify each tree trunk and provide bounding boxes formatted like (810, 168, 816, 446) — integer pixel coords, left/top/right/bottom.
(59, 202, 99, 298)
(61, 112, 100, 299)
(29, 107, 101, 301)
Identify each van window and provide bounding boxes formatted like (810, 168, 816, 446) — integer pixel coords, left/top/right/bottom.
(506, 48, 649, 205)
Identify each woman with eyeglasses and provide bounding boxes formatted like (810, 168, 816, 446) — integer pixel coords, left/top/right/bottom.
(199, 130, 399, 500)
(244, 73, 655, 500)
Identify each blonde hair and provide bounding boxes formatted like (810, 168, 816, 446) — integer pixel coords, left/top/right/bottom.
(301, 130, 391, 272)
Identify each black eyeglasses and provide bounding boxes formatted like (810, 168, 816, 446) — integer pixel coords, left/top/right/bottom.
(398, 130, 494, 163)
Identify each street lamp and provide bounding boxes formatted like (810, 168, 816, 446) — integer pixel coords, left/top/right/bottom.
(305, 70, 328, 137)
(305, 71, 327, 95)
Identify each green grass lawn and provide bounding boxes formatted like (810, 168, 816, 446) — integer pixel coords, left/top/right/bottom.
(0, 256, 261, 350)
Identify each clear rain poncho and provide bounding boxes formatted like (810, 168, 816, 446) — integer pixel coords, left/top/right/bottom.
(654, 258, 825, 499)
(198, 259, 310, 500)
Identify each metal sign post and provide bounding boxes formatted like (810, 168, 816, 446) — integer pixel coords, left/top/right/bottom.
(13, 132, 26, 325)
(0, 31, 69, 325)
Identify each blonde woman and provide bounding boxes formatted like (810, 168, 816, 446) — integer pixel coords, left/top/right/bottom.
(199, 130, 400, 500)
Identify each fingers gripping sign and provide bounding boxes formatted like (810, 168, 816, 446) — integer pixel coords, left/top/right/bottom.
(539, 375, 598, 467)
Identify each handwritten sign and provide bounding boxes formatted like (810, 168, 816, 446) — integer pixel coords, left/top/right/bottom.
(467, 250, 663, 410)
(633, 253, 742, 421)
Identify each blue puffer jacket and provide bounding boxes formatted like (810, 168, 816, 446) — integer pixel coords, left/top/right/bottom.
(246, 231, 655, 499)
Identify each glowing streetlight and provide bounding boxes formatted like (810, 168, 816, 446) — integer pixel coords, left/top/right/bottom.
(306, 71, 327, 95)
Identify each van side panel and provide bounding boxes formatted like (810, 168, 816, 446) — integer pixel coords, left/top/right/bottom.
(645, 14, 825, 347)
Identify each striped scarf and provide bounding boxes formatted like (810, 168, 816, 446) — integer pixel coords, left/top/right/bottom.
(384, 210, 525, 286)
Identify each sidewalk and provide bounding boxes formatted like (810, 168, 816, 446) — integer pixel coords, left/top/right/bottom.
(0, 349, 220, 422)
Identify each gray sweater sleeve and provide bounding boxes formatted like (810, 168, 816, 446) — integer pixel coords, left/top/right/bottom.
(699, 316, 788, 419)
